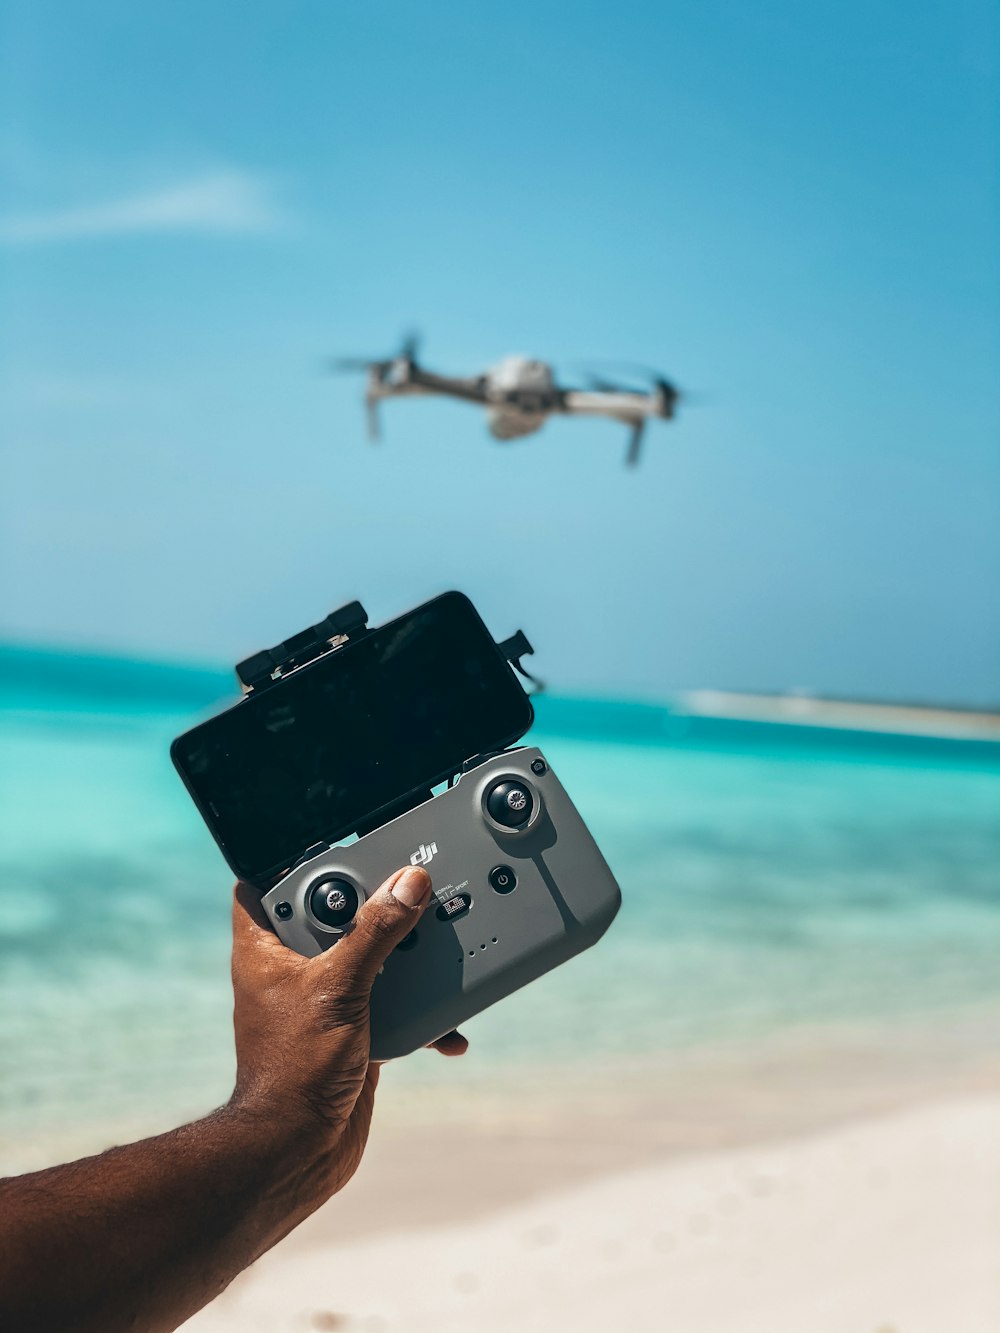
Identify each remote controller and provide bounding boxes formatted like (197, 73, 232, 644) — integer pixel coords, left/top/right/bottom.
(261, 747, 621, 1061)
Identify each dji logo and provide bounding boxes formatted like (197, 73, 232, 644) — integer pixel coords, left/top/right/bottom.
(410, 842, 438, 867)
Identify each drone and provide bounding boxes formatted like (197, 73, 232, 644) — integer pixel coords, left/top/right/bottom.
(330, 335, 681, 466)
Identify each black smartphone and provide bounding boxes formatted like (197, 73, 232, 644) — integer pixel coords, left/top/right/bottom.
(171, 591, 534, 885)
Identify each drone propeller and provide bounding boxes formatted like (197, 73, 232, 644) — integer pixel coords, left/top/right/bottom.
(328, 356, 388, 373)
(398, 329, 421, 362)
(583, 373, 647, 395)
(570, 359, 671, 381)
(574, 364, 680, 408)
(328, 331, 422, 375)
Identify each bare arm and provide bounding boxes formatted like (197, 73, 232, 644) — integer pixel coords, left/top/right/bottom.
(0, 865, 465, 1333)
(0, 1102, 345, 1333)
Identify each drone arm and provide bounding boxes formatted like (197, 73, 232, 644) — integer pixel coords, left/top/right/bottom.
(406, 366, 489, 404)
(559, 389, 654, 418)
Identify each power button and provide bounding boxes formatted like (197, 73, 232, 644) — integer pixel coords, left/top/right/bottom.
(489, 865, 517, 895)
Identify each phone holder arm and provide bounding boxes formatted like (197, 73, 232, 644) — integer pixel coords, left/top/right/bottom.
(499, 629, 545, 694)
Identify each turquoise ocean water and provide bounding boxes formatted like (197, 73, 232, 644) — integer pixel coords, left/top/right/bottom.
(2, 646, 999, 1153)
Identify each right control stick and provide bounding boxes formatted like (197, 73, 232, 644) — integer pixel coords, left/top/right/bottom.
(485, 779, 534, 828)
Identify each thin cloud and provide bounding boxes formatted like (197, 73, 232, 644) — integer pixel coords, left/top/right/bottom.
(0, 169, 286, 243)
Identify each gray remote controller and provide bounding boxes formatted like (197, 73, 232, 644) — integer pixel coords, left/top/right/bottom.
(261, 747, 621, 1061)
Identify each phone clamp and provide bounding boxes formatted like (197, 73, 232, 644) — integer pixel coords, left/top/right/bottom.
(236, 600, 369, 694)
(236, 603, 542, 696)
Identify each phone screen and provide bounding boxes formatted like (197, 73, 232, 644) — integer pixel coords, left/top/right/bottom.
(171, 592, 533, 883)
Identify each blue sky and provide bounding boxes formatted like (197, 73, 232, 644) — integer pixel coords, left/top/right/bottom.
(1, 0, 998, 705)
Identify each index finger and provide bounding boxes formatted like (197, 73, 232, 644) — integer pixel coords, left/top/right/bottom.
(233, 881, 285, 952)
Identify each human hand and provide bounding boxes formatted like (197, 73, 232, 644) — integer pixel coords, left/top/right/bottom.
(229, 866, 467, 1196)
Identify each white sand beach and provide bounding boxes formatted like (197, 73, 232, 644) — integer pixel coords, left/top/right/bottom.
(182, 1080, 1000, 1333)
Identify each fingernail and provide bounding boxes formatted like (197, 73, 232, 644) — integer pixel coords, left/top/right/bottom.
(391, 866, 431, 908)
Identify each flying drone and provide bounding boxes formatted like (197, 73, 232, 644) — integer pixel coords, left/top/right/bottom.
(330, 335, 681, 466)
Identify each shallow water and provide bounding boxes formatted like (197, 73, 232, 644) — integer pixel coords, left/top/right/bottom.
(2, 648, 999, 1150)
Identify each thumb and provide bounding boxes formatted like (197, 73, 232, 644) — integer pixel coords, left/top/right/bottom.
(323, 865, 433, 992)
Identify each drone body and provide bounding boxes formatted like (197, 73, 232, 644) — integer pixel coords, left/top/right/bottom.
(332, 338, 680, 466)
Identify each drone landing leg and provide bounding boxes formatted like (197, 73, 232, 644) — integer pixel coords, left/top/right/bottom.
(366, 397, 380, 441)
(626, 421, 645, 466)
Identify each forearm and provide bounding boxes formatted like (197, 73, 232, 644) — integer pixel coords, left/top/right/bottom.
(0, 1101, 338, 1333)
